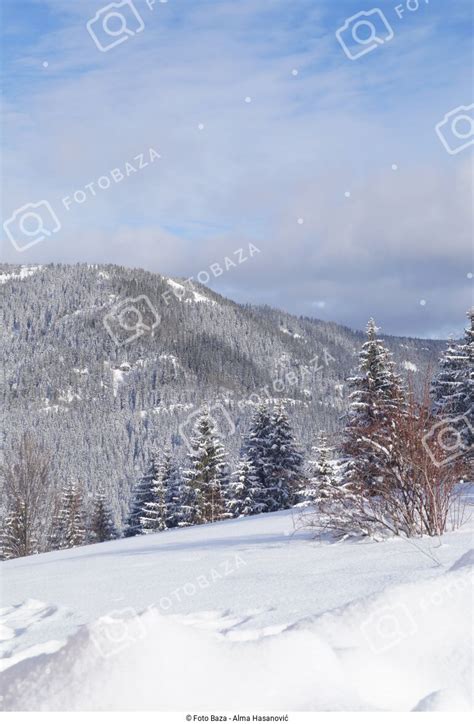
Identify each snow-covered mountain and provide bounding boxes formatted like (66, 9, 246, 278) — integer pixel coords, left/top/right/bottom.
(0, 263, 446, 522)
(1, 507, 472, 711)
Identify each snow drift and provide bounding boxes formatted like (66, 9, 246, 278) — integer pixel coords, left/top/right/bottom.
(1, 509, 473, 711)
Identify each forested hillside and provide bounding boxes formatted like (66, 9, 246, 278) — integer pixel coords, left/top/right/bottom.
(0, 263, 445, 523)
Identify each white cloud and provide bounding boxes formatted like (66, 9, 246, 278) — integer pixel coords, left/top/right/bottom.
(1, 0, 472, 337)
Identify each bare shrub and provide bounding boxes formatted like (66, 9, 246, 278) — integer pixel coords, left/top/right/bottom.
(0, 433, 55, 559)
(304, 376, 470, 540)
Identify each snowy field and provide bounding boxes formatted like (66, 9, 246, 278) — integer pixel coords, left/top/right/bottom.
(0, 508, 473, 711)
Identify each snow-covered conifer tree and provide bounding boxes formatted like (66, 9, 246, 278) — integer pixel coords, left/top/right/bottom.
(163, 460, 184, 529)
(182, 412, 229, 524)
(0, 505, 36, 560)
(243, 403, 273, 502)
(140, 451, 174, 533)
(125, 452, 160, 537)
(265, 403, 304, 510)
(432, 309, 473, 420)
(90, 491, 118, 542)
(304, 432, 339, 504)
(226, 458, 265, 517)
(243, 402, 303, 512)
(175, 475, 199, 527)
(342, 318, 405, 491)
(50, 481, 86, 550)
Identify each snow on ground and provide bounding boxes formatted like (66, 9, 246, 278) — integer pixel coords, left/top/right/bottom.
(166, 278, 216, 304)
(0, 509, 473, 711)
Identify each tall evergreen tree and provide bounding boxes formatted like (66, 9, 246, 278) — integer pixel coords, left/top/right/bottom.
(183, 412, 229, 524)
(226, 458, 265, 517)
(265, 403, 304, 510)
(244, 402, 304, 512)
(461, 309, 474, 427)
(432, 308, 473, 420)
(342, 318, 405, 491)
(243, 403, 273, 495)
(90, 490, 118, 542)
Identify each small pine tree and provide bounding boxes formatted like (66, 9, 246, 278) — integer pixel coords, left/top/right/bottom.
(50, 481, 86, 550)
(140, 452, 172, 534)
(175, 476, 199, 527)
(0, 505, 37, 560)
(182, 412, 229, 524)
(90, 491, 118, 542)
(305, 433, 339, 504)
(163, 460, 184, 529)
(226, 458, 265, 517)
(125, 452, 161, 537)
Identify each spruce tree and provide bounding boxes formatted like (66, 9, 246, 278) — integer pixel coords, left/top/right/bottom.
(342, 318, 405, 491)
(91, 491, 118, 542)
(432, 308, 473, 420)
(244, 402, 304, 512)
(461, 309, 474, 425)
(50, 481, 86, 550)
(125, 452, 160, 537)
(140, 452, 172, 533)
(243, 403, 273, 497)
(226, 458, 265, 517)
(0, 505, 37, 560)
(48, 497, 64, 552)
(163, 460, 184, 529)
(265, 403, 304, 511)
(305, 433, 339, 504)
(182, 412, 229, 524)
(175, 475, 199, 527)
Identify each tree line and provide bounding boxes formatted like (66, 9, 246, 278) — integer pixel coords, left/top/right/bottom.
(1, 309, 472, 559)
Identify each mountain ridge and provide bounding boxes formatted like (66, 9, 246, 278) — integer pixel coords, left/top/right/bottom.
(0, 262, 447, 523)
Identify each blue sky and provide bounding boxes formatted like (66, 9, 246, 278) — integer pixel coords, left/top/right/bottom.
(1, 0, 472, 337)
